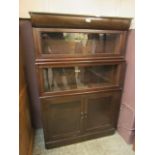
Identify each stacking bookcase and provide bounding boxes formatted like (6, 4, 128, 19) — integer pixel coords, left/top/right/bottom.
(30, 12, 131, 149)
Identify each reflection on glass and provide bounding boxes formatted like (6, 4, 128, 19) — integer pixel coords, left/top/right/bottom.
(43, 65, 117, 92)
(41, 32, 121, 55)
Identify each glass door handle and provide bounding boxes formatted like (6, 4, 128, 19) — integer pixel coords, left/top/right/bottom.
(75, 69, 80, 73)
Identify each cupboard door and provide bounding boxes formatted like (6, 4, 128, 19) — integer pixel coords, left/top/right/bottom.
(33, 28, 127, 59)
(84, 92, 121, 133)
(41, 96, 83, 144)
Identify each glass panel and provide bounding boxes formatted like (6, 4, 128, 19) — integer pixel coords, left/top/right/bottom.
(87, 96, 112, 128)
(41, 32, 121, 55)
(42, 65, 117, 92)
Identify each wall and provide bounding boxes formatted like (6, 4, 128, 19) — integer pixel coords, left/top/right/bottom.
(117, 30, 135, 143)
(19, 0, 135, 28)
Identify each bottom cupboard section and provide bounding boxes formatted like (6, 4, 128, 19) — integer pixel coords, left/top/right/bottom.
(41, 90, 121, 148)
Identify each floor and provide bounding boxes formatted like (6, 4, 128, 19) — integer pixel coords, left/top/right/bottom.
(33, 129, 134, 155)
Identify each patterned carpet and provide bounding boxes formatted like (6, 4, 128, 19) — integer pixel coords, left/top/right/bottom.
(33, 129, 134, 155)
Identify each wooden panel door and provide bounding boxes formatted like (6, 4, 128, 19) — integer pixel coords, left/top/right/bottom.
(84, 91, 121, 134)
(41, 96, 83, 147)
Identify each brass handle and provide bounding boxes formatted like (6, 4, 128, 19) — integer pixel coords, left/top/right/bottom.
(81, 112, 84, 119)
(81, 112, 87, 119)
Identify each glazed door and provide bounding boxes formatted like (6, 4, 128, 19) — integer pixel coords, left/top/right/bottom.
(41, 96, 83, 143)
(33, 28, 127, 59)
(37, 62, 125, 96)
(84, 92, 121, 133)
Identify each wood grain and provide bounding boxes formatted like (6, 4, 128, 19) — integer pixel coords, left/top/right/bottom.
(30, 12, 132, 30)
(19, 26, 34, 155)
(29, 13, 128, 149)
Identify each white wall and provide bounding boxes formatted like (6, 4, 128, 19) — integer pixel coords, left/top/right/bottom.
(19, 0, 135, 28)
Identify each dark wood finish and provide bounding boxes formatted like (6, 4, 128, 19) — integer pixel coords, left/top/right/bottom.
(41, 90, 121, 148)
(41, 96, 83, 143)
(30, 12, 131, 30)
(19, 87, 34, 155)
(19, 29, 34, 155)
(46, 128, 115, 148)
(40, 87, 122, 98)
(32, 28, 128, 60)
(84, 92, 121, 133)
(29, 13, 129, 149)
(36, 61, 125, 97)
(35, 59, 125, 65)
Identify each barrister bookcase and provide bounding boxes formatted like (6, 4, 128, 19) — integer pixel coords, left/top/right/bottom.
(30, 12, 131, 149)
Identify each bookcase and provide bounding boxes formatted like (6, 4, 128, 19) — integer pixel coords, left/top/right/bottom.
(30, 12, 131, 149)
